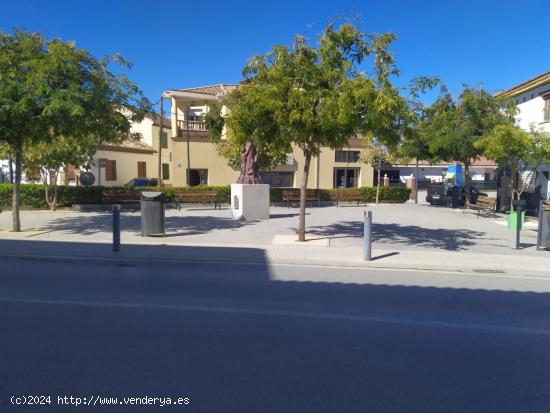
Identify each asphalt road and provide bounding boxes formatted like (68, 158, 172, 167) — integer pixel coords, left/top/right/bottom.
(1, 255, 550, 413)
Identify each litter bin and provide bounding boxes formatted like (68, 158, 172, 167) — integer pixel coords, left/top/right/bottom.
(141, 191, 165, 236)
(537, 201, 550, 250)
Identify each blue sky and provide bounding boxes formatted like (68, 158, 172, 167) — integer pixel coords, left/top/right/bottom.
(3, 0, 549, 113)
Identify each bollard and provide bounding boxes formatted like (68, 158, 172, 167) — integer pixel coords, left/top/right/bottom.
(512, 209, 521, 250)
(113, 205, 120, 252)
(363, 210, 372, 261)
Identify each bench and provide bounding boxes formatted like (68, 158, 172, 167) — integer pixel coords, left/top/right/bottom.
(465, 195, 497, 218)
(281, 189, 320, 207)
(175, 190, 221, 210)
(102, 189, 140, 204)
(330, 190, 365, 207)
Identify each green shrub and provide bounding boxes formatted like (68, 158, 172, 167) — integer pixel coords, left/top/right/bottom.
(0, 183, 409, 209)
(268, 186, 410, 204)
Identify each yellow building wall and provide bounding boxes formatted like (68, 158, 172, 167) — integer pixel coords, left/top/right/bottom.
(170, 139, 374, 188)
(91, 149, 157, 187)
(171, 139, 240, 186)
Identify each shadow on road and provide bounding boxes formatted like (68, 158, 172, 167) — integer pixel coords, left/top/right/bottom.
(1, 238, 550, 413)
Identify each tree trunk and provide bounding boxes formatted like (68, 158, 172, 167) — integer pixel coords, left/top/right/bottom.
(298, 146, 313, 242)
(463, 162, 471, 209)
(510, 170, 517, 212)
(44, 170, 59, 211)
(376, 162, 381, 205)
(11, 142, 22, 232)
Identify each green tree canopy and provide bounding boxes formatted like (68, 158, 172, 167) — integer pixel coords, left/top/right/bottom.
(415, 85, 515, 203)
(476, 124, 550, 209)
(206, 22, 406, 241)
(0, 29, 151, 230)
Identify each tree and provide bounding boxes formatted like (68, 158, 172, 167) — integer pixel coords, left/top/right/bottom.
(361, 138, 406, 204)
(0, 29, 150, 231)
(417, 86, 514, 205)
(477, 124, 550, 210)
(207, 22, 404, 241)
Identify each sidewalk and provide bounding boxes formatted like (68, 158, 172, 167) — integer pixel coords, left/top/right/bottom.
(0, 204, 548, 277)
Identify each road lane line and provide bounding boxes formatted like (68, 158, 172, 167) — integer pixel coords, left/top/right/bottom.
(1, 296, 549, 336)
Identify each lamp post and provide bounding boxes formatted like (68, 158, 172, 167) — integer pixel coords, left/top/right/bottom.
(158, 93, 164, 187)
(185, 102, 194, 186)
(414, 158, 419, 204)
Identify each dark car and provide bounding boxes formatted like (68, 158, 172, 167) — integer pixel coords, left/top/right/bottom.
(125, 178, 159, 187)
(426, 184, 480, 206)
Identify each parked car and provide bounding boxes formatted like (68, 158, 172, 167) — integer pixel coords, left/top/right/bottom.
(426, 184, 480, 206)
(125, 178, 158, 187)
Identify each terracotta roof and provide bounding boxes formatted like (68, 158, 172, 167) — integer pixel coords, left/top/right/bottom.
(174, 84, 239, 96)
(101, 139, 156, 154)
(496, 71, 550, 97)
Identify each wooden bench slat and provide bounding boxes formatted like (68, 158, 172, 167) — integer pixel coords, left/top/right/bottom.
(174, 190, 220, 210)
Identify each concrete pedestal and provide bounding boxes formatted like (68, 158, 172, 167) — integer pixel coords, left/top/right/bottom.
(231, 184, 270, 221)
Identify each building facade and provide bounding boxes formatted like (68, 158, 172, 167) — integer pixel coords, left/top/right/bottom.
(497, 71, 550, 202)
(163, 84, 374, 189)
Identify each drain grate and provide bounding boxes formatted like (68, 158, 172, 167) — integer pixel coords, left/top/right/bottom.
(472, 268, 506, 274)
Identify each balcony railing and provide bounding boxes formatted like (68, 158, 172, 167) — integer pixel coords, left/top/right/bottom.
(177, 120, 208, 131)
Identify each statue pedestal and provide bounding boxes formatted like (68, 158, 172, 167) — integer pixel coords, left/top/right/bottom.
(231, 184, 270, 221)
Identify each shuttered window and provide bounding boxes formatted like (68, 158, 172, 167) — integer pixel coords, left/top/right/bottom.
(137, 161, 147, 177)
(160, 132, 168, 149)
(544, 98, 550, 122)
(105, 160, 117, 181)
(162, 163, 170, 180)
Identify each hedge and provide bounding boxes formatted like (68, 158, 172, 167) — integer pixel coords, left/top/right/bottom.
(0, 184, 409, 208)
(269, 186, 410, 203)
(0, 184, 231, 208)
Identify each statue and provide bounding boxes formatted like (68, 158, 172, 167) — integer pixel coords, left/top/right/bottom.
(237, 142, 262, 184)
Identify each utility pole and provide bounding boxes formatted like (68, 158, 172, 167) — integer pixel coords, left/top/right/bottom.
(158, 93, 164, 187)
(186, 103, 192, 186)
(414, 158, 419, 204)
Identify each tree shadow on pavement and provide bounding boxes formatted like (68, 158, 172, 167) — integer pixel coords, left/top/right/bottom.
(44, 214, 254, 236)
(307, 221, 486, 251)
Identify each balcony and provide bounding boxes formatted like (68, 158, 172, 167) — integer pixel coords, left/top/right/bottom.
(177, 120, 209, 138)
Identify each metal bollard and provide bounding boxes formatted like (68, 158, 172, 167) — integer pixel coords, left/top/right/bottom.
(113, 205, 120, 252)
(512, 209, 521, 250)
(364, 210, 372, 261)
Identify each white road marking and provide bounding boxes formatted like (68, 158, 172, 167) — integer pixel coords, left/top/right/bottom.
(1, 296, 549, 337)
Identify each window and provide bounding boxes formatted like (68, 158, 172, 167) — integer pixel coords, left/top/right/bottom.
(105, 160, 117, 181)
(335, 151, 360, 163)
(334, 168, 358, 188)
(162, 163, 170, 180)
(261, 172, 294, 187)
(544, 98, 550, 122)
(160, 132, 168, 149)
(137, 161, 147, 178)
(188, 169, 208, 186)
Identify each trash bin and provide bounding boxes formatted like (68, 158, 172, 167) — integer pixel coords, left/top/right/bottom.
(537, 201, 550, 250)
(141, 191, 165, 236)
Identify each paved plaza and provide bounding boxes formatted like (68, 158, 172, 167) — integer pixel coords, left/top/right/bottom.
(0, 201, 547, 278)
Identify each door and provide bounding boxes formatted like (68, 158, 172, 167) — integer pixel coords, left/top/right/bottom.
(334, 168, 357, 188)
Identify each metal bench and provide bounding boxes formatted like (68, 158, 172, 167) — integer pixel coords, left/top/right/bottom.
(102, 189, 140, 204)
(175, 190, 221, 210)
(331, 190, 365, 207)
(281, 189, 320, 207)
(465, 195, 497, 218)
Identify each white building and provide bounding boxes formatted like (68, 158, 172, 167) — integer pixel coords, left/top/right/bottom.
(497, 71, 550, 202)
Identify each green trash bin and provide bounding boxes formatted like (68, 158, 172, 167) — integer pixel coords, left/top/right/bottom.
(507, 211, 524, 230)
